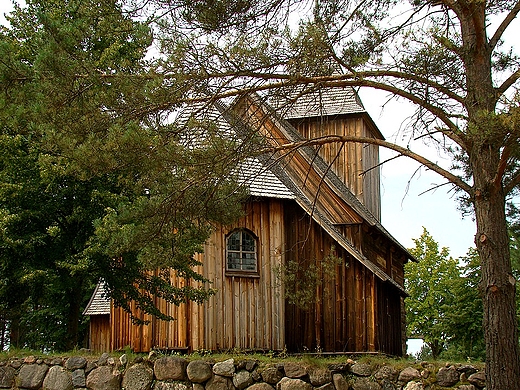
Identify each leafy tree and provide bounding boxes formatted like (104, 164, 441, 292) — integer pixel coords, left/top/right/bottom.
(441, 249, 486, 361)
(0, 0, 248, 350)
(405, 228, 460, 359)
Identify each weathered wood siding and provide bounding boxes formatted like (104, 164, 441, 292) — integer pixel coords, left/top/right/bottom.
(283, 202, 403, 355)
(201, 199, 285, 350)
(288, 115, 381, 221)
(88, 315, 111, 352)
(110, 199, 285, 352)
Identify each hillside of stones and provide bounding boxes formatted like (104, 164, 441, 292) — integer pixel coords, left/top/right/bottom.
(0, 352, 487, 390)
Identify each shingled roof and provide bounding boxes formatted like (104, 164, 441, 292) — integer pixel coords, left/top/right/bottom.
(269, 85, 366, 119)
(83, 280, 110, 316)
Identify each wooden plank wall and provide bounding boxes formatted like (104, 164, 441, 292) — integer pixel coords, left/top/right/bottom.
(88, 315, 111, 352)
(283, 202, 403, 354)
(201, 199, 285, 351)
(288, 115, 381, 221)
(109, 199, 285, 352)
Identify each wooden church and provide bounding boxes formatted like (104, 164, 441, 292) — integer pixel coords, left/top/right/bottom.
(83, 87, 412, 356)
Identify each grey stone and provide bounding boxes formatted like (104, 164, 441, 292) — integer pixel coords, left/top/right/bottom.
(206, 374, 234, 390)
(86, 366, 121, 390)
(350, 363, 372, 377)
(315, 383, 335, 390)
(66, 358, 87, 371)
(380, 380, 397, 390)
(10, 360, 22, 370)
(122, 363, 153, 390)
(398, 367, 421, 383)
(374, 366, 398, 382)
(261, 367, 283, 384)
(212, 359, 235, 377)
(246, 384, 274, 390)
(457, 365, 478, 376)
(154, 357, 187, 381)
(119, 355, 128, 367)
(468, 371, 486, 388)
(308, 368, 332, 386)
(186, 360, 212, 383)
(153, 383, 188, 390)
(17, 363, 49, 389)
(85, 362, 97, 375)
(276, 377, 312, 390)
(24, 356, 38, 364)
(233, 370, 254, 390)
(436, 366, 459, 387)
(72, 370, 86, 388)
(282, 362, 306, 378)
(97, 354, 110, 367)
(245, 360, 257, 372)
(403, 382, 423, 390)
(352, 378, 381, 390)
(43, 366, 73, 390)
(327, 363, 349, 372)
(0, 366, 16, 388)
(332, 373, 349, 390)
(251, 369, 262, 382)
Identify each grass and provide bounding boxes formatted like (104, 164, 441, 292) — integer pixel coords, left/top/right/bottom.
(0, 347, 485, 373)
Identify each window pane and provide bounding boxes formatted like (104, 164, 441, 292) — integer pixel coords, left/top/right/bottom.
(228, 232, 241, 251)
(226, 230, 257, 273)
(242, 233, 256, 252)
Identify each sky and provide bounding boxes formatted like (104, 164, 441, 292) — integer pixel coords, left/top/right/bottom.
(0, 2, 513, 261)
(359, 90, 477, 259)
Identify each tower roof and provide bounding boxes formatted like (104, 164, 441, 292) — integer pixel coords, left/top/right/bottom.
(269, 86, 366, 119)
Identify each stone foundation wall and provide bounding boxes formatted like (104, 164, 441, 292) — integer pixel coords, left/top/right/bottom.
(0, 353, 486, 390)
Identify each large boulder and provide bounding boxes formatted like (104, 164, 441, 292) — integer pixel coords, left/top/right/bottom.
(332, 373, 349, 390)
(0, 366, 16, 388)
(86, 366, 121, 390)
(352, 378, 381, 390)
(374, 366, 398, 382)
(436, 366, 459, 387)
(42, 366, 73, 390)
(276, 377, 312, 390)
(398, 367, 421, 383)
(122, 363, 154, 390)
(282, 363, 306, 379)
(186, 360, 212, 383)
(246, 384, 275, 390)
(154, 357, 187, 381)
(350, 364, 372, 377)
(468, 371, 486, 388)
(212, 359, 235, 377)
(233, 370, 253, 390)
(261, 367, 283, 384)
(153, 383, 188, 390)
(309, 368, 332, 387)
(65, 357, 87, 371)
(403, 382, 423, 390)
(205, 374, 234, 390)
(17, 364, 49, 389)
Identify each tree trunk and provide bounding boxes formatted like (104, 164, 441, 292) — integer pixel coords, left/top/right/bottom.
(472, 157, 520, 389)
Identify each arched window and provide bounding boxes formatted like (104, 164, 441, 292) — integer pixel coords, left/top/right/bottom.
(226, 229, 258, 274)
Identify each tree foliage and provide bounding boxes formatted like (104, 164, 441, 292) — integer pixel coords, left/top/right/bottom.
(405, 228, 460, 359)
(0, 0, 249, 350)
